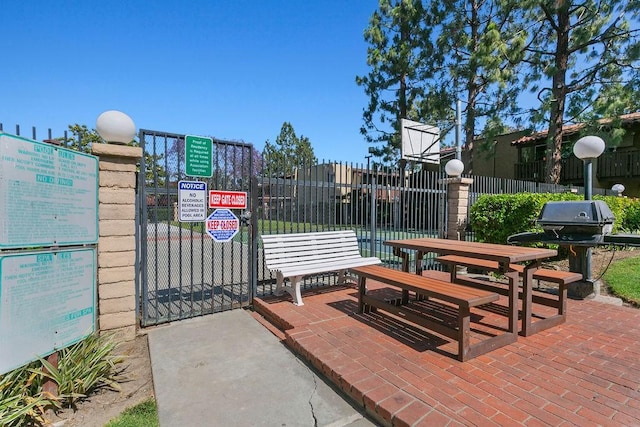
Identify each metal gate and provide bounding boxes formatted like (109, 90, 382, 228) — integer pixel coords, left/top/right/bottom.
(137, 129, 256, 327)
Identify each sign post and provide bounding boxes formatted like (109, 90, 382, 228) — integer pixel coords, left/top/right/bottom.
(185, 135, 213, 177)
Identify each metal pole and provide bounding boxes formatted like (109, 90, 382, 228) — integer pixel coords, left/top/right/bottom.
(456, 100, 462, 161)
(370, 168, 377, 258)
(584, 158, 593, 281)
(584, 159, 593, 201)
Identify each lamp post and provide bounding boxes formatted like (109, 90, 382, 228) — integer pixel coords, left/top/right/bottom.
(96, 110, 136, 144)
(573, 135, 605, 201)
(572, 135, 605, 288)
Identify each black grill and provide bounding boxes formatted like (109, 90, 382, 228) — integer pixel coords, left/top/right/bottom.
(508, 200, 640, 247)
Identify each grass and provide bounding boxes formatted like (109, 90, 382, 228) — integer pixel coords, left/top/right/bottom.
(603, 254, 640, 305)
(104, 399, 159, 427)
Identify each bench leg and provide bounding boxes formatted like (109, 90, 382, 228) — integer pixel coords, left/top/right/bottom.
(274, 272, 305, 306)
(288, 276, 304, 306)
(505, 271, 519, 335)
(558, 283, 567, 317)
(337, 269, 347, 285)
(274, 272, 286, 296)
(358, 276, 366, 313)
(458, 306, 471, 362)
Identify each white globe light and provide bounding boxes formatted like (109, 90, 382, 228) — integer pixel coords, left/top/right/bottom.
(96, 110, 136, 144)
(611, 183, 625, 194)
(445, 159, 464, 177)
(573, 135, 605, 160)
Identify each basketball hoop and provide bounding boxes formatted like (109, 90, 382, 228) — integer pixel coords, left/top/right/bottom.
(400, 118, 440, 164)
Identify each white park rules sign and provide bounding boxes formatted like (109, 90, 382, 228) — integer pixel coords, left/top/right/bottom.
(178, 181, 207, 222)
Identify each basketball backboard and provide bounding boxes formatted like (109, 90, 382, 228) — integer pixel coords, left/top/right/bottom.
(401, 118, 440, 164)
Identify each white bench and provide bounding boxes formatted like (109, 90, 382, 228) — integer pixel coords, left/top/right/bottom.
(261, 230, 381, 306)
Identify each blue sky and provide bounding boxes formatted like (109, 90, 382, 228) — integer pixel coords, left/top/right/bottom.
(1, 1, 378, 163)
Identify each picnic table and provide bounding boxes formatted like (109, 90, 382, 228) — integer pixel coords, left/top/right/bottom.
(384, 238, 559, 336)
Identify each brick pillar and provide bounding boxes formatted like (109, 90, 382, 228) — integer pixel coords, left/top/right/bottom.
(91, 143, 142, 341)
(441, 177, 474, 240)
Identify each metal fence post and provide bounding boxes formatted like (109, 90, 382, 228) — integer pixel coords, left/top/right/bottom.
(370, 175, 377, 257)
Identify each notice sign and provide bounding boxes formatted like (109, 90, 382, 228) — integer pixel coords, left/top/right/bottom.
(208, 190, 247, 209)
(178, 180, 207, 222)
(185, 135, 213, 177)
(0, 248, 96, 374)
(206, 209, 239, 242)
(0, 133, 98, 249)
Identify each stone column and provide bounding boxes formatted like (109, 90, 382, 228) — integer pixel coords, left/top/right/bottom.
(441, 177, 474, 240)
(91, 143, 142, 341)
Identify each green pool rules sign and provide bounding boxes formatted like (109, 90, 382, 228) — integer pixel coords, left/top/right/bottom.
(0, 133, 98, 248)
(185, 135, 213, 177)
(0, 249, 96, 374)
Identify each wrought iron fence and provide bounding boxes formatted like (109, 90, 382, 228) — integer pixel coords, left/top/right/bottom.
(3, 122, 619, 311)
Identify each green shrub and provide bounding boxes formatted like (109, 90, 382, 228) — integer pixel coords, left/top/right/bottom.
(0, 333, 125, 426)
(620, 202, 640, 232)
(38, 333, 125, 407)
(0, 362, 52, 427)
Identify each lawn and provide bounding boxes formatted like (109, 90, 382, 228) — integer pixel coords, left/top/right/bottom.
(105, 399, 158, 427)
(603, 254, 640, 305)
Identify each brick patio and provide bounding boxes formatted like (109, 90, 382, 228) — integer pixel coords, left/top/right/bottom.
(253, 280, 640, 426)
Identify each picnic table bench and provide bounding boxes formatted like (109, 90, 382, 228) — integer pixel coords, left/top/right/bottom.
(261, 230, 381, 306)
(435, 255, 582, 334)
(350, 264, 516, 361)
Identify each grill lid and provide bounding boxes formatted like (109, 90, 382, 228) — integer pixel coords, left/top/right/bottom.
(537, 200, 615, 229)
(508, 201, 640, 247)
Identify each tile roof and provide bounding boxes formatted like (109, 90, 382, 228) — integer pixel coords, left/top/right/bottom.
(511, 112, 640, 146)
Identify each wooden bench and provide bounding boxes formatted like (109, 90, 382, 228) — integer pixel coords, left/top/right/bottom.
(350, 264, 517, 362)
(435, 255, 583, 334)
(261, 230, 381, 306)
(435, 255, 582, 285)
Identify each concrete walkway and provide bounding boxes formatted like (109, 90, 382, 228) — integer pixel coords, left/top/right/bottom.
(147, 309, 377, 427)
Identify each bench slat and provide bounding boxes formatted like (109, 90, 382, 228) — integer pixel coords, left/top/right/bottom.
(350, 265, 499, 307)
(277, 257, 381, 277)
(436, 255, 582, 284)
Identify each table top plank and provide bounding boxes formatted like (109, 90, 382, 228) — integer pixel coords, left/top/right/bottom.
(384, 238, 556, 264)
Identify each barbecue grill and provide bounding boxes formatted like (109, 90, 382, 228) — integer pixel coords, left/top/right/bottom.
(507, 199, 640, 298)
(508, 200, 640, 247)
(508, 200, 616, 246)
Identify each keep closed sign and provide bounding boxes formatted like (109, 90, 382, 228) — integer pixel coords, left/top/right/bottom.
(206, 209, 239, 242)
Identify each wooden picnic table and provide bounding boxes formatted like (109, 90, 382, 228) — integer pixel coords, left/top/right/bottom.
(384, 238, 558, 336)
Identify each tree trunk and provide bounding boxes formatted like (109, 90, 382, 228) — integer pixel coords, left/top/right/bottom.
(545, 2, 570, 184)
(462, 0, 480, 175)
